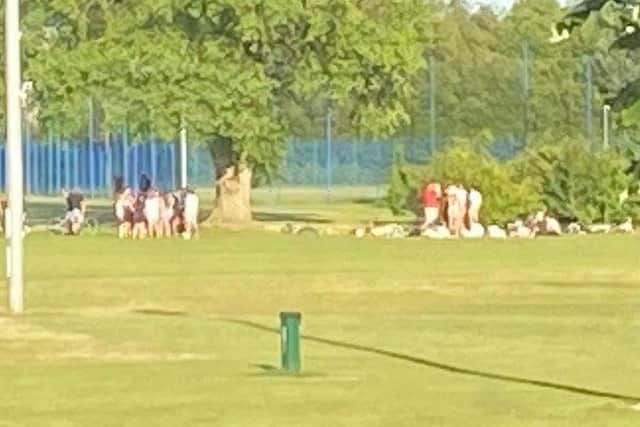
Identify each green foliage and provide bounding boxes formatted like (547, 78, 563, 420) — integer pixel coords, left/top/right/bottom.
(386, 134, 541, 224)
(386, 144, 414, 216)
(16, 0, 429, 180)
(399, 0, 597, 144)
(558, 0, 640, 124)
(518, 141, 639, 224)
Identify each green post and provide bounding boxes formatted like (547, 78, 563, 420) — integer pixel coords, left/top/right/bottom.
(279, 311, 301, 373)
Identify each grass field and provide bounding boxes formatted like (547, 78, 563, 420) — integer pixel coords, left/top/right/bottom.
(1, 189, 639, 426)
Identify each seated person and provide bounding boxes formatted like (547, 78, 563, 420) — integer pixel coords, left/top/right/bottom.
(63, 189, 86, 235)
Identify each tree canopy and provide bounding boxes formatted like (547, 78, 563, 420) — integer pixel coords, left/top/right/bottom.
(556, 0, 640, 124)
(17, 0, 429, 177)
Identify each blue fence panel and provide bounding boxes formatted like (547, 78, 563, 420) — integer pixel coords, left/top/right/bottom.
(0, 136, 471, 197)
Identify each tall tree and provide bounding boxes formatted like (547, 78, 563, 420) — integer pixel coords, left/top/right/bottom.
(20, 0, 429, 222)
(556, 0, 640, 124)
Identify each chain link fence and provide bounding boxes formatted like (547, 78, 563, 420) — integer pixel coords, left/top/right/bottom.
(0, 45, 624, 198)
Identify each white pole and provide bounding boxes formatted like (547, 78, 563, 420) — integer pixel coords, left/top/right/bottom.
(180, 126, 187, 189)
(5, 0, 24, 313)
(603, 105, 610, 151)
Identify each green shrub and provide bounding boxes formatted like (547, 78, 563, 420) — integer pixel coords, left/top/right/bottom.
(386, 135, 540, 224)
(386, 144, 415, 215)
(516, 141, 639, 224)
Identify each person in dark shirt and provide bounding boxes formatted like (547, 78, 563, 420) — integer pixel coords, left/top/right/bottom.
(131, 192, 148, 239)
(140, 174, 151, 193)
(66, 191, 85, 212)
(63, 189, 86, 235)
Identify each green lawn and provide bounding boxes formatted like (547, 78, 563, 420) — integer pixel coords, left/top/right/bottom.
(0, 228, 638, 426)
(23, 186, 403, 230)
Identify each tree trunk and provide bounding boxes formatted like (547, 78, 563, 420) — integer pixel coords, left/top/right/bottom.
(207, 138, 252, 224)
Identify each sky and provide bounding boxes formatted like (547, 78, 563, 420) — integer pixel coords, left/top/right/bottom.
(471, 0, 570, 11)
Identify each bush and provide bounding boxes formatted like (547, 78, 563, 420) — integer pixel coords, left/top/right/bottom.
(386, 135, 541, 224)
(386, 144, 416, 215)
(514, 141, 639, 224)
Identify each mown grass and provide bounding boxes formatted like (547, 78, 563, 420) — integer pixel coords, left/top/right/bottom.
(0, 227, 638, 426)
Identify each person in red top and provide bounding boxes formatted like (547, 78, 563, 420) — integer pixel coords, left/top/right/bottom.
(420, 181, 442, 227)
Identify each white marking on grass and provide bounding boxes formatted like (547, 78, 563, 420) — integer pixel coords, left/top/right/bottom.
(0, 317, 91, 342)
(36, 351, 215, 362)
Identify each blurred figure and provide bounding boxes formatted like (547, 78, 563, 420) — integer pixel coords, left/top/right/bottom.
(420, 180, 442, 227)
(182, 187, 200, 239)
(63, 188, 86, 235)
(131, 192, 148, 239)
(143, 188, 162, 238)
(114, 187, 134, 239)
(113, 176, 126, 201)
(139, 174, 151, 194)
(468, 187, 483, 225)
(445, 184, 460, 235)
(160, 192, 175, 237)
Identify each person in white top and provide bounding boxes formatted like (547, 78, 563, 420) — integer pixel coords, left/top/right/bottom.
(468, 188, 483, 225)
(445, 184, 459, 234)
(454, 185, 468, 236)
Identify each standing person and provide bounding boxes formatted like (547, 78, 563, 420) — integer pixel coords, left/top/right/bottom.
(468, 187, 483, 225)
(131, 191, 148, 239)
(420, 180, 442, 227)
(139, 174, 151, 194)
(113, 176, 125, 201)
(456, 184, 469, 233)
(445, 184, 460, 235)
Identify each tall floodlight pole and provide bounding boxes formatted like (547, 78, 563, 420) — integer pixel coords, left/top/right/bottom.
(325, 109, 332, 202)
(5, 0, 24, 313)
(429, 54, 437, 155)
(522, 40, 529, 148)
(603, 105, 611, 151)
(179, 122, 188, 189)
(584, 55, 594, 150)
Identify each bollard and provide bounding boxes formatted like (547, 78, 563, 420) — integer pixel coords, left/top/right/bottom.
(279, 311, 301, 373)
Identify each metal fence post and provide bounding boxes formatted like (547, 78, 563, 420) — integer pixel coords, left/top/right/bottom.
(429, 54, 437, 154)
(150, 140, 157, 187)
(325, 110, 332, 202)
(88, 97, 95, 197)
(584, 55, 593, 150)
(122, 125, 129, 187)
(47, 127, 53, 194)
(105, 130, 112, 195)
(132, 143, 139, 191)
(64, 141, 71, 190)
(169, 142, 176, 190)
(522, 39, 529, 148)
(73, 143, 80, 189)
(55, 131, 61, 192)
(26, 126, 33, 194)
(603, 105, 610, 151)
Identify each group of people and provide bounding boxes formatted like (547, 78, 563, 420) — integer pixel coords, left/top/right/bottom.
(420, 181, 483, 237)
(113, 175, 200, 239)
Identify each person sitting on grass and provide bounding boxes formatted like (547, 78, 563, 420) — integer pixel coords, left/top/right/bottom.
(63, 188, 87, 235)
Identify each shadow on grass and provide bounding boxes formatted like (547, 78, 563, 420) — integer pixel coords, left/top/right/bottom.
(222, 318, 640, 403)
(252, 363, 280, 372)
(252, 211, 333, 224)
(133, 308, 187, 317)
(247, 363, 325, 378)
(351, 197, 386, 207)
